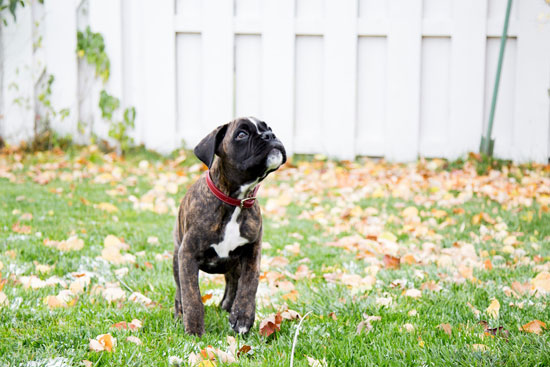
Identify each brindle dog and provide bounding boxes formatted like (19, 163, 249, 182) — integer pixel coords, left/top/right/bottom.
(173, 117, 286, 336)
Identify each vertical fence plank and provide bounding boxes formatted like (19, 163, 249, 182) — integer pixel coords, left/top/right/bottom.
(141, 0, 176, 153)
(121, 0, 146, 145)
(323, 0, 357, 160)
(261, 0, 295, 154)
(235, 35, 262, 118)
(448, 0, 487, 159)
(44, 0, 78, 138)
(1, 5, 34, 144)
(419, 37, 451, 157)
(385, 0, 422, 161)
(356, 37, 387, 156)
(202, 0, 234, 130)
(88, 0, 123, 142)
(512, 0, 550, 163)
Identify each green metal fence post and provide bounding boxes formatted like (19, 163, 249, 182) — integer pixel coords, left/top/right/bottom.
(480, 0, 513, 156)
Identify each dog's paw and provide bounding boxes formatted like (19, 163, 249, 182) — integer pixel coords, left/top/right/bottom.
(229, 311, 255, 334)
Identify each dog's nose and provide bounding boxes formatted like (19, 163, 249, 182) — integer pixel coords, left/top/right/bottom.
(261, 131, 275, 141)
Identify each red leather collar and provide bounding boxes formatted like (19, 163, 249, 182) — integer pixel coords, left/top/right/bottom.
(205, 171, 259, 208)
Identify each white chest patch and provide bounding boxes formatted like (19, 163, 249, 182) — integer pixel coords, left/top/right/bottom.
(210, 207, 248, 258)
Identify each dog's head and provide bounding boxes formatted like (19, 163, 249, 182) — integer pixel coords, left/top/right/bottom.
(194, 117, 287, 183)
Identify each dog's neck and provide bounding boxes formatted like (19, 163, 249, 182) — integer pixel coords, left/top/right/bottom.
(209, 159, 258, 199)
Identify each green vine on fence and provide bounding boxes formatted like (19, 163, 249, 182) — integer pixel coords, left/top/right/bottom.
(77, 26, 136, 155)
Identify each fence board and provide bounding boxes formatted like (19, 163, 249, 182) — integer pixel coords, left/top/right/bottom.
(356, 37, 387, 157)
(512, 0, 550, 163)
(1, 5, 34, 145)
(44, 0, 79, 138)
(448, 0, 487, 159)
(202, 0, 234, 131)
(294, 36, 324, 154)
(176, 34, 203, 147)
(235, 35, 262, 118)
(261, 0, 295, 154)
(419, 37, 451, 157)
(323, 0, 357, 160)
(141, 0, 176, 153)
(385, 0, 422, 161)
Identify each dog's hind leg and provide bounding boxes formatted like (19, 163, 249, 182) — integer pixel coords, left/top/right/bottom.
(172, 225, 183, 318)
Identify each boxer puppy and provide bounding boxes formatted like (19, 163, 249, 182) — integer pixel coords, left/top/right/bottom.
(173, 117, 286, 336)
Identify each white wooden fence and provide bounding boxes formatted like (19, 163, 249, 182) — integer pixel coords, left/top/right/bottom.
(1, 0, 550, 162)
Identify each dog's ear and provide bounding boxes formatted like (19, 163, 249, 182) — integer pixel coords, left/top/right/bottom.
(194, 124, 229, 168)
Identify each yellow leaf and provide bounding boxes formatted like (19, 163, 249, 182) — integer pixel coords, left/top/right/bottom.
(402, 206, 419, 218)
(531, 272, 550, 293)
(379, 232, 397, 242)
(486, 298, 500, 319)
(97, 202, 119, 213)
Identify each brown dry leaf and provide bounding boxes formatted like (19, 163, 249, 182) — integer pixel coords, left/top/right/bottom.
(102, 285, 126, 302)
(437, 323, 452, 336)
(486, 298, 500, 319)
(259, 313, 283, 337)
(237, 345, 252, 358)
(111, 318, 142, 331)
(401, 253, 417, 265)
(520, 320, 547, 335)
(96, 202, 119, 213)
(356, 319, 373, 334)
(383, 254, 401, 269)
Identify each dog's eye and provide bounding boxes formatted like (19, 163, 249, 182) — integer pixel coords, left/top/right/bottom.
(236, 131, 248, 140)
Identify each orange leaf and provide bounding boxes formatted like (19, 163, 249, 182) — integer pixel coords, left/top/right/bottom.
(237, 345, 251, 357)
(483, 259, 493, 270)
(383, 254, 401, 269)
(201, 293, 213, 303)
(520, 320, 547, 335)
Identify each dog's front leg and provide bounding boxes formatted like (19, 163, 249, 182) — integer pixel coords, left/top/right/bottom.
(178, 244, 204, 336)
(229, 240, 261, 334)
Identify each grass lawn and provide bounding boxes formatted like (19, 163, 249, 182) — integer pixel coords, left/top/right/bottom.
(1, 147, 549, 366)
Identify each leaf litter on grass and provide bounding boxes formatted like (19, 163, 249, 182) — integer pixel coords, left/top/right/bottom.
(1, 148, 550, 364)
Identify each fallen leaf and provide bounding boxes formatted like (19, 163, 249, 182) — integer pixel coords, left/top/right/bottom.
(383, 254, 401, 269)
(128, 292, 153, 307)
(259, 313, 283, 337)
(201, 293, 213, 303)
(467, 302, 481, 317)
(471, 344, 487, 352)
(520, 320, 546, 335)
(0, 291, 8, 307)
(531, 272, 550, 294)
(237, 345, 251, 357)
(90, 333, 117, 352)
(12, 222, 31, 234)
(486, 298, 500, 319)
(96, 202, 119, 213)
(403, 323, 415, 332)
(307, 356, 328, 367)
(437, 323, 452, 336)
(404, 288, 422, 298)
